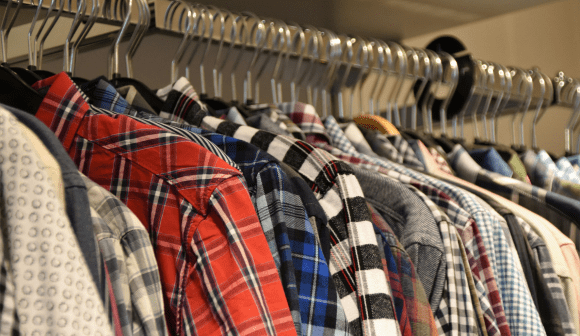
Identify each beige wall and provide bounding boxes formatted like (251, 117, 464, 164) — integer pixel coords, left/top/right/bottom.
(402, 0, 580, 156)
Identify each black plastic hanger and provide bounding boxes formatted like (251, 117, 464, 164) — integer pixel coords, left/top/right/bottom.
(9, 65, 42, 85)
(0, 64, 43, 114)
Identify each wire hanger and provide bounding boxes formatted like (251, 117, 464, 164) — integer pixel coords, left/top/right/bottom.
(292, 24, 318, 105)
(480, 62, 505, 143)
(432, 52, 458, 147)
(69, 0, 100, 78)
(241, 12, 267, 105)
(311, 27, 338, 113)
(0, 0, 44, 114)
(383, 42, 406, 125)
(508, 67, 533, 152)
(408, 48, 431, 131)
(317, 28, 341, 118)
(35, 0, 65, 76)
(533, 71, 552, 152)
(347, 36, 369, 120)
(421, 49, 443, 134)
(490, 63, 512, 144)
(517, 68, 546, 149)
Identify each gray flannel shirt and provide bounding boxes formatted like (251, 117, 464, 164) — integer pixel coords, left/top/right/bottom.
(82, 175, 168, 336)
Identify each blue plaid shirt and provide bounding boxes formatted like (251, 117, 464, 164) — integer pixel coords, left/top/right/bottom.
(81, 79, 350, 336)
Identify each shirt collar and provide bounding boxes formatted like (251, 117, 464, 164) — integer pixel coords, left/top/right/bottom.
(276, 101, 331, 145)
(322, 115, 358, 153)
(33, 72, 91, 151)
(159, 78, 208, 125)
(447, 144, 482, 183)
(83, 78, 139, 115)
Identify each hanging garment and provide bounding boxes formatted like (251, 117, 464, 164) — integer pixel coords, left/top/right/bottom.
(293, 110, 547, 336)
(82, 174, 169, 336)
(352, 166, 446, 314)
(159, 78, 402, 336)
(521, 150, 580, 199)
(448, 146, 580, 254)
(33, 73, 297, 336)
(0, 105, 114, 336)
(407, 187, 480, 335)
(368, 203, 439, 336)
(83, 78, 352, 335)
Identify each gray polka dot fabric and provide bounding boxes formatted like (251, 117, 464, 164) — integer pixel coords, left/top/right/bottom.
(0, 107, 113, 336)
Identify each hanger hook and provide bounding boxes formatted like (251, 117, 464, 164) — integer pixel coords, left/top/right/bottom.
(70, 0, 100, 76)
(565, 82, 580, 154)
(348, 36, 369, 120)
(107, 0, 133, 78)
(65, 0, 87, 73)
(490, 64, 512, 143)
(519, 68, 545, 147)
(1, 0, 24, 63)
(435, 52, 458, 136)
(421, 49, 442, 133)
(229, 12, 248, 102)
(123, 0, 149, 78)
(384, 42, 406, 124)
(31, 0, 57, 68)
(167, 1, 195, 83)
(533, 71, 552, 150)
(483, 62, 505, 142)
(182, 3, 206, 81)
(36, 0, 65, 69)
(365, 38, 384, 115)
(214, 8, 235, 98)
(285, 22, 306, 104)
(27, 0, 46, 69)
(269, 19, 291, 104)
(252, 18, 286, 104)
(372, 40, 393, 116)
(242, 12, 267, 104)
(312, 27, 338, 109)
(392, 46, 418, 128)
(206, 5, 226, 98)
(477, 61, 496, 141)
(332, 34, 354, 120)
(508, 67, 533, 147)
(408, 48, 431, 131)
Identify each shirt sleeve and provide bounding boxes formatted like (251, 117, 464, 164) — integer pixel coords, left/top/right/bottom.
(186, 174, 297, 336)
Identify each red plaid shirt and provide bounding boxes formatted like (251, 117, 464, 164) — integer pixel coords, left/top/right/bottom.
(33, 73, 296, 336)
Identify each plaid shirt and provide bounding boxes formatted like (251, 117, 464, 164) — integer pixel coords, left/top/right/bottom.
(82, 78, 351, 336)
(368, 203, 438, 336)
(315, 149, 505, 336)
(295, 114, 530, 335)
(33, 73, 296, 336)
(386, 134, 426, 171)
(249, 104, 307, 141)
(159, 79, 400, 336)
(81, 78, 241, 173)
(358, 127, 403, 164)
(450, 146, 580, 255)
(82, 174, 169, 336)
(521, 150, 580, 200)
(544, 222, 580, 333)
(518, 217, 577, 335)
(406, 186, 479, 335)
(171, 128, 350, 336)
(429, 147, 455, 175)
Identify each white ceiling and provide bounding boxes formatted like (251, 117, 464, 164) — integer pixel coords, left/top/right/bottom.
(193, 0, 561, 41)
(2, 0, 562, 41)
